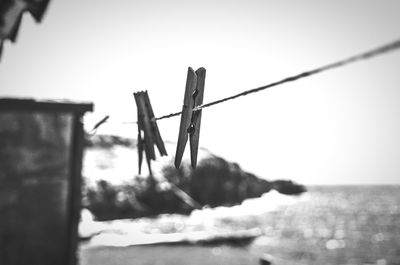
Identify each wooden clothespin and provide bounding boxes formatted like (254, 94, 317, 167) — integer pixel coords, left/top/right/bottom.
(89, 115, 109, 134)
(175, 67, 206, 169)
(134, 91, 168, 175)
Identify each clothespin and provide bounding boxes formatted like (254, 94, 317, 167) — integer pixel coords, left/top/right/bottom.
(134, 91, 168, 175)
(26, 0, 51, 22)
(89, 115, 109, 135)
(175, 67, 206, 169)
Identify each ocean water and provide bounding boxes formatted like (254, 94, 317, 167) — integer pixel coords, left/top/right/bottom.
(250, 185, 400, 265)
(80, 185, 400, 265)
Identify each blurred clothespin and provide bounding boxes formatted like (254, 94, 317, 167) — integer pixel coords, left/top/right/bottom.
(88, 115, 109, 135)
(0, 0, 50, 60)
(175, 67, 206, 169)
(134, 91, 168, 175)
(25, 0, 51, 22)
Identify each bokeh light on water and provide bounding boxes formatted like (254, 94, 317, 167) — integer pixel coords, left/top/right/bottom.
(251, 185, 400, 265)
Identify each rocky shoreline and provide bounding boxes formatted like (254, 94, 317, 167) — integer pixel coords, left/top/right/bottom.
(83, 135, 306, 221)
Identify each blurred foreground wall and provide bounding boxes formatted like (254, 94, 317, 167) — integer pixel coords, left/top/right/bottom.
(0, 99, 92, 265)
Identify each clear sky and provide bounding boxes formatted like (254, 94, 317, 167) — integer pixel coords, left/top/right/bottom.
(1, 0, 400, 185)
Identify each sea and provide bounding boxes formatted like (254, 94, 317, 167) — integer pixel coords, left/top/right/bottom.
(250, 185, 400, 265)
(80, 185, 400, 265)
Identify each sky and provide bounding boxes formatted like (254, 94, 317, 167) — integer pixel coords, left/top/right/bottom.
(1, 0, 400, 185)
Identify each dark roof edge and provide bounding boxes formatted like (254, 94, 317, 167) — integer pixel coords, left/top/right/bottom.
(0, 98, 93, 113)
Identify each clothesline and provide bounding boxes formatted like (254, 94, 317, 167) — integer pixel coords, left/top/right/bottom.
(90, 38, 400, 132)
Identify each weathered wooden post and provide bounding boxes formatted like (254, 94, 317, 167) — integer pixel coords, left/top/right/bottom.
(0, 99, 93, 265)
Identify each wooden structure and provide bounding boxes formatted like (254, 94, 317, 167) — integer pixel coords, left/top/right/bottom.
(0, 99, 93, 265)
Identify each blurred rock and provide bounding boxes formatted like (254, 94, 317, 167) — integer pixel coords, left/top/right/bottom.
(82, 134, 306, 221)
(271, 180, 306, 195)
